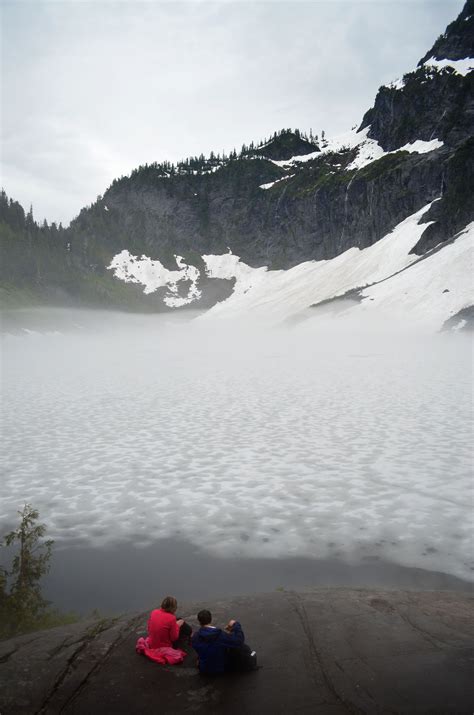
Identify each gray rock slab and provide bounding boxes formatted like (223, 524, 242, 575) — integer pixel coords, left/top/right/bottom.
(0, 588, 472, 714)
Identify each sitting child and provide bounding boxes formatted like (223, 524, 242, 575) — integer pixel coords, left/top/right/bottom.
(136, 595, 192, 665)
(192, 609, 257, 674)
(147, 595, 192, 648)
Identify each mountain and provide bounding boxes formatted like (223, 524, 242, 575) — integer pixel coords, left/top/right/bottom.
(1, 1, 473, 323)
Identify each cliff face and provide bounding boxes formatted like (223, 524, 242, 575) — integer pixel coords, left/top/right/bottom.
(361, 1, 474, 151)
(1, 2, 473, 310)
(80, 145, 446, 271)
(419, 0, 474, 63)
(359, 67, 473, 151)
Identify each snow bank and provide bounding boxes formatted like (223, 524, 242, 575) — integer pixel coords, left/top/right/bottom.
(200, 203, 436, 323)
(268, 126, 443, 173)
(107, 250, 201, 307)
(399, 138, 444, 153)
(108, 208, 471, 332)
(345, 130, 444, 171)
(388, 77, 406, 90)
(385, 55, 474, 91)
(259, 174, 295, 190)
(355, 223, 474, 331)
(423, 56, 474, 76)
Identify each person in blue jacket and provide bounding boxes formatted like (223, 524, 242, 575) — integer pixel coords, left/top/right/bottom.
(192, 609, 257, 674)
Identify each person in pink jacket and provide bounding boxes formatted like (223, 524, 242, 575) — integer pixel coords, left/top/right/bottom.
(147, 595, 191, 648)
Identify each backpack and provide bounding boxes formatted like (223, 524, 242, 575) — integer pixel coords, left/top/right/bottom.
(227, 644, 258, 672)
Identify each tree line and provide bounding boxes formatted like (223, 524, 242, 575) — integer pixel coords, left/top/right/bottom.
(112, 127, 326, 184)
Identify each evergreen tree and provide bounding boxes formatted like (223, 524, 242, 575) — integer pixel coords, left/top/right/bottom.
(2, 504, 54, 633)
(26, 205, 35, 230)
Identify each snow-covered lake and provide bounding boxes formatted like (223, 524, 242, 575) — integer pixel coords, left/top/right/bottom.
(1, 308, 473, 586)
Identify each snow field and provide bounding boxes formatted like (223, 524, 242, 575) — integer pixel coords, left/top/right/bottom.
(201, 203, 437, 323)
(108, 252, 201, 307)
(108, 204, 471, 335)
(203, 216, 473, 331)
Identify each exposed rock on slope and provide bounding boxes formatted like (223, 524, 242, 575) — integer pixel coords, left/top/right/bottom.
(419, 0, 474, 63)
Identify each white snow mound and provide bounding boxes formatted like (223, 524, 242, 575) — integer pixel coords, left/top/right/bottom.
(108, 251, 201, 307)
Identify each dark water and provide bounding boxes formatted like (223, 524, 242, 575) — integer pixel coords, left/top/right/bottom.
(43, 538, 472, 615)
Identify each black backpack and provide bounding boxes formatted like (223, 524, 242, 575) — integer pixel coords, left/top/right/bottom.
(227, 644, 258, 672)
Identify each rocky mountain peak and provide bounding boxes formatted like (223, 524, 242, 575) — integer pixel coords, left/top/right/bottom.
(359, 0, 473, 151)
(418, 0, 474, 64)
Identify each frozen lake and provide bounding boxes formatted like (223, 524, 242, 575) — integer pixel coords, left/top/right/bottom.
(1, 308, 473, 605)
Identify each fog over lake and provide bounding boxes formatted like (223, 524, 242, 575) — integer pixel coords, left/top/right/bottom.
(1, 308, 473, 608)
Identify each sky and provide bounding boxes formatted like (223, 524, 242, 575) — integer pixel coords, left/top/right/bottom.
(0, 0, 466, 226)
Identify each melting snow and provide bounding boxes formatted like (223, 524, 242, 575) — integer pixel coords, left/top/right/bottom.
(201, 203, 440, 323)
(108, 200, 469, 331)
(259, 174, 295, 190)
(385, 55, 474, 91)
(388, 77, 406, 90)
(267, 126, 443, 173)
(347, 136, 444, 171)
(355, 223, 474, 331)
(108, 250, 201, 306)
(423, 56, 474, 76)
(398, 138, 444, 153)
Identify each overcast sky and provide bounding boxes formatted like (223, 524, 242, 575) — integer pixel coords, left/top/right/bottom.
(1, 0, 465, 226)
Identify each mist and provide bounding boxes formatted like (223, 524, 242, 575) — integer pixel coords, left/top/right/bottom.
(1, 307, 472, 610)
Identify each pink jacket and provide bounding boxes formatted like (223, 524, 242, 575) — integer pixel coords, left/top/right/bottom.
(147, 608, 180, 648)
(136, 637, 186, 665)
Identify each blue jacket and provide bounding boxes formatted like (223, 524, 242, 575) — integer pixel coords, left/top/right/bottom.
(192, 622, 245, 674)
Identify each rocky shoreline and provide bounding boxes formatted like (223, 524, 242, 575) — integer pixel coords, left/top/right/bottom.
(1, 587, 473, 714)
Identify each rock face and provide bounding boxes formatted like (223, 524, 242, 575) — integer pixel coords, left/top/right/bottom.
(0, 589, 473, 714)
(359, 66, 473, 151)
(86, 147, 443, 269)
(1, 2, 473, 310)
(361, 1, 474, 151)
(419, 0, 474, 63)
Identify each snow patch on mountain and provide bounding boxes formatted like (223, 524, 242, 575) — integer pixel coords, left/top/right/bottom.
(269, 127, 367, 167)
(423, 56, 474, 76)
(108, 251, 201, 306)
(388, 77, 406, 90)
(354, 223, 474, 330)
(269, 126, 443, 173)
(200, 203, 436, 322)
(259, 174, 295, 190)
(385, 56, 474, 91)
(108, 205, 471, 330)
(347, 137, 444, 171)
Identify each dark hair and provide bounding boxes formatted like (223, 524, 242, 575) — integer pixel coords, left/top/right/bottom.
(198, 609, 212, 625)
(161, 596, 178, 613)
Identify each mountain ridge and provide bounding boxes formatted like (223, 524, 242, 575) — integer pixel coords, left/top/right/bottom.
(1, 0, 473, 317)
